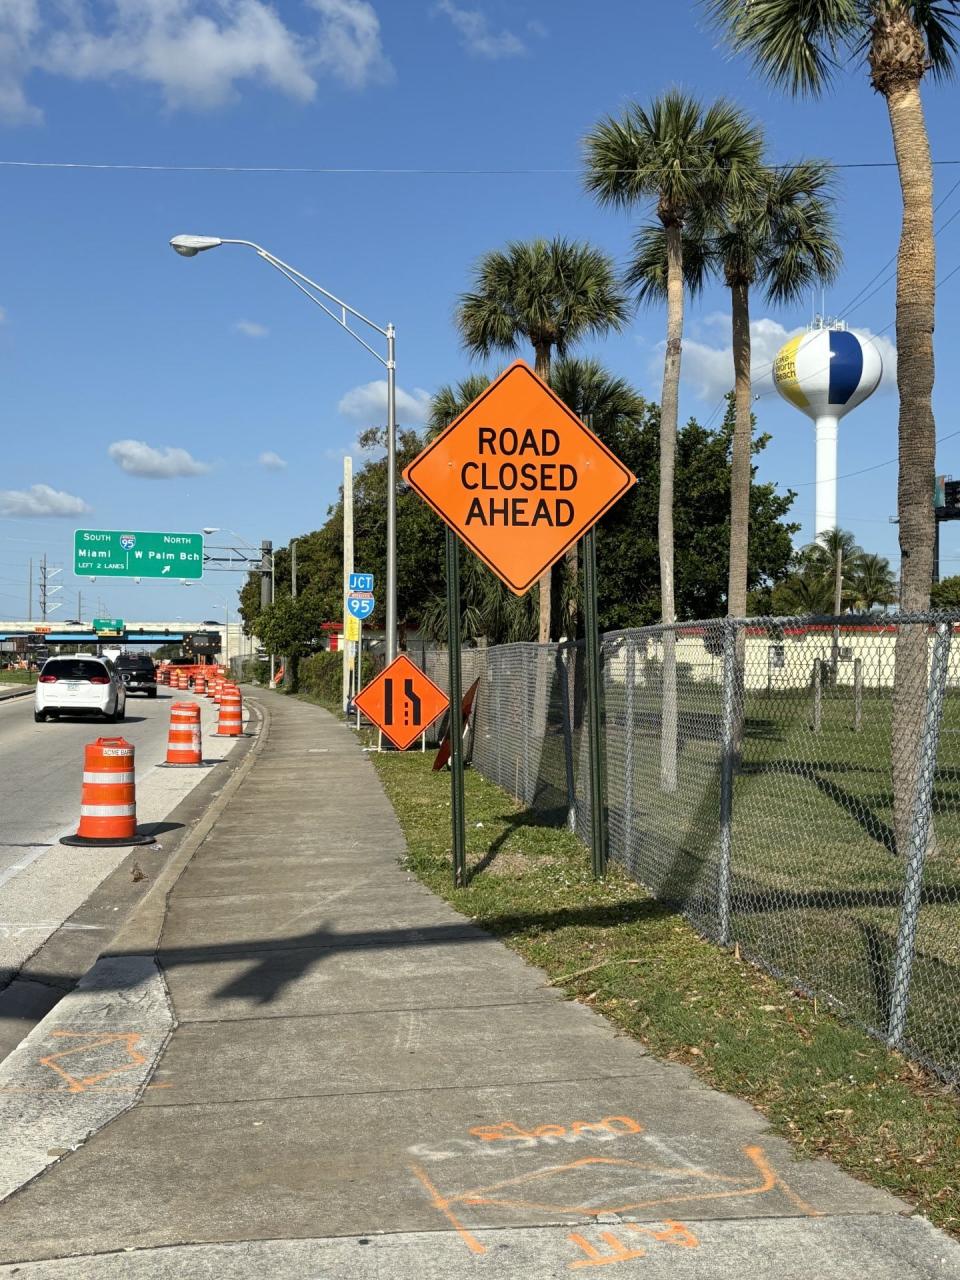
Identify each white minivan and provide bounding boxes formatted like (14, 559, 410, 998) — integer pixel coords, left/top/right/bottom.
(34, 655, 127, 723)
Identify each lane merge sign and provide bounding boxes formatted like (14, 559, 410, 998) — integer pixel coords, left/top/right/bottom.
(354, 654, 449, 752)
(74, 529, 204, 580)
(403, 360, 636, 595)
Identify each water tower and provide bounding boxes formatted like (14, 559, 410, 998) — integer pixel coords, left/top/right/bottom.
(772, 321, 883, 538)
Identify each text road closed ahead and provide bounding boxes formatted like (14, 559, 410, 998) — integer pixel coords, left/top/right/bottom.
(403, 361, 636, 595)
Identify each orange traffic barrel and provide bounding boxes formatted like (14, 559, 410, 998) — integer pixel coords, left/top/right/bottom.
(163, 701, 202, 766)
(60, 738, 155, 847)
(211, 678, 224, 703)
(194, 671, 207, 695)
(214, 685, 243, 737)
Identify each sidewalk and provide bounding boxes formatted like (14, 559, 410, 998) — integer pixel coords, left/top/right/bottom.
(0, 689, 957, 1277)
(0, 683, 34, 701)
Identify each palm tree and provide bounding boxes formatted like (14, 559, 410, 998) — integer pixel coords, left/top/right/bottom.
(718, 163, 841, 620)
(428, 373, 493, 440)
(627, 160, 841, 622)
(771, 567, 837, 615)
(705, 1, 959, 851)
(584, 90, 762, 790)
(805, 527, 864, 594)
(456, 238, 629, 644)
(850, 553, 898, 610)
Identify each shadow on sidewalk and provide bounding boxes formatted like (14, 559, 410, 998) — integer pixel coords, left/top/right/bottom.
(0, 898, 669, 1012)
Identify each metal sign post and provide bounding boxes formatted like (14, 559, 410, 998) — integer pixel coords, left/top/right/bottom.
(445, 527, 467, 887)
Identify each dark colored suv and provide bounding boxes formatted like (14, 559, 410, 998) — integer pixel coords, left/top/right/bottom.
(114, 652, 158, 697)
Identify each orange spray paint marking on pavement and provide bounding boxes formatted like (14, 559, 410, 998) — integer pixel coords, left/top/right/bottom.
(411, 1142, 820, 1258)
(39, 1031, 146, 1093)
(568, 1221, 700, 1269)
(409, 1163, 488, 1256)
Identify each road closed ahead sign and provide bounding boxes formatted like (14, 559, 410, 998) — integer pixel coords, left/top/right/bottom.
(403, 361, 636, 595)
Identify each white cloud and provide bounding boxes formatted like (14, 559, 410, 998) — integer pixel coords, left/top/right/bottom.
(337, 380, 432, 424)
(108, 439, 212, 478)
(258, 450, 287, 469)
(234, 319, 269, 338)
(0, 483, 91, 517)
(657, 314, 897, 403)
(435, 0, 525, 57)
(310, 0, 392, 88)
(0, 0, 391, 123)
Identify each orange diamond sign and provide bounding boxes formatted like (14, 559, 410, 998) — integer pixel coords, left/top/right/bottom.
(354, 655, 450, 752)
(403, 361, 636, 595)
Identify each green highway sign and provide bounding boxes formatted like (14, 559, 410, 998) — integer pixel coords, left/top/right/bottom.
(93, 618, 124, 632)
(74, 529, 204, 580)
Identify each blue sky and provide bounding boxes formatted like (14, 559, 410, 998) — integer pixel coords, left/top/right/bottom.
(1, 0, 959, 624)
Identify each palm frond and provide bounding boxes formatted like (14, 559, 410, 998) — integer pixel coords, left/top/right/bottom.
(706, 0, 861, 95)
(455, 237, 628, 365)
(909, 0, 960, 78)
(625, 222, 713, 303)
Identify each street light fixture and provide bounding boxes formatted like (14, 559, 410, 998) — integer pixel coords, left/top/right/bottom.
(170, 235, 398, 664)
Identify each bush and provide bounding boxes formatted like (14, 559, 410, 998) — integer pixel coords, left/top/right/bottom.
(297, 650, 378, 713)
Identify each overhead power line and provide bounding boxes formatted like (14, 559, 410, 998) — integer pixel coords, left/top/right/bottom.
(0, 158, 960, 176)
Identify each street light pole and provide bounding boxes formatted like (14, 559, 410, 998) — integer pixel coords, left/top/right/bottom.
(386, 325, 397, 663)
(171, 234, 399, 663)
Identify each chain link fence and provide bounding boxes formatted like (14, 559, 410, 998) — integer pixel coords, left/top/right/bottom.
(423, 614, 960, 1082)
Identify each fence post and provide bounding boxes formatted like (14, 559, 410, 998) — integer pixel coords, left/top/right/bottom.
(558, 644, 577, 832)
(812, 658, 823, 733)
(887, 621, 952, 1049)
(583, 527, 608, 877)
(624, 634, 636, 860)
(718, 618, 737, 945)
(853, 657, 863, 733)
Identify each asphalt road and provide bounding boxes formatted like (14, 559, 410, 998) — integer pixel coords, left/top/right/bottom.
(0, 687, 240, 980)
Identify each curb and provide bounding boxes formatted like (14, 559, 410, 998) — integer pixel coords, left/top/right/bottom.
(105, 693, 270, 956)
(0, 687, 35, 703)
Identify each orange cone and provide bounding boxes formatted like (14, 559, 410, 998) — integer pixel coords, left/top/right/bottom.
(60, 738, 155, 847)
(163, 701, 202, 766)
(214, 684, 243, 737)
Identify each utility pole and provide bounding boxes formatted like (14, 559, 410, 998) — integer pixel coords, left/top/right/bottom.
(342, 455, 354, 713)
(260, 540, 274, 685)
(39, 555, 62, 621)
(27, 558, 32, 622)
(291, 540, 298, 599)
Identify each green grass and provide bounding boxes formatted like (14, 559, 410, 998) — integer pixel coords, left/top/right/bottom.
(372, 749, 960, 1236)
(0, 670, 36, 685)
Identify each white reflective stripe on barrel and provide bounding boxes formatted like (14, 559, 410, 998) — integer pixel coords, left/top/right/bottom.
(80, 804, 136, 817)
(83, 771, 135, 785)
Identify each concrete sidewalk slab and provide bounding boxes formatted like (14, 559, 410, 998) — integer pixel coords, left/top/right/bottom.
(1, 1216, 957, 1280)
(160, 935, 562, 1020)
(0, 689, 956, 1277)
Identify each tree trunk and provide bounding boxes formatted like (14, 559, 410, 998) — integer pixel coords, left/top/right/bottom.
(659, 222, 683, 793)
(727, 279, 752, 619)
(535, 344, 553, 644)
(885, 79, 937, 856)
